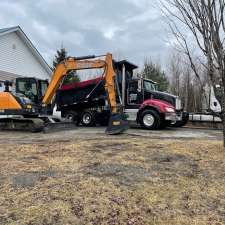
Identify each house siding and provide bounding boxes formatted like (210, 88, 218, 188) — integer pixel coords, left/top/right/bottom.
(0, 32, 50, 80)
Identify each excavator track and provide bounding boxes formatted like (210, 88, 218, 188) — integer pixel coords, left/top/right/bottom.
(0, 117, 45, 132)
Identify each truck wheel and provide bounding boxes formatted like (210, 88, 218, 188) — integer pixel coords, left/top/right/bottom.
(140, 109, 161, 130)
(81, 111, 96, 127)
(64, 111, 77, 122)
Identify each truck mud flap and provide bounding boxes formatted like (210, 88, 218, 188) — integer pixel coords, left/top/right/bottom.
(170, 112, 189, 128)
(105, 113, 129, 135)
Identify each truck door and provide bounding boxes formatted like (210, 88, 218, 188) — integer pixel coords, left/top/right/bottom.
(126, 80, 143, 108)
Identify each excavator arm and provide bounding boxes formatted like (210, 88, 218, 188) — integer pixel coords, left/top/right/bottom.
(42, 53, 128, 134)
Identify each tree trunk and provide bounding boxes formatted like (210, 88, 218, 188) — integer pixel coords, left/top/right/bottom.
(222, 91, 225, 147)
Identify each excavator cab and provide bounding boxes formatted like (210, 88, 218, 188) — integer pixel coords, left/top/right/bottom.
(15, 77, 49, 104)
(15, 77, 53, 115)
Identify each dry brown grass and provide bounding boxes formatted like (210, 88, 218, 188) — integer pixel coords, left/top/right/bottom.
(0, 135, 225, 225)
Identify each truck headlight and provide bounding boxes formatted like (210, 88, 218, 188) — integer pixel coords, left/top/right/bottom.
(165, 107, 175, 113)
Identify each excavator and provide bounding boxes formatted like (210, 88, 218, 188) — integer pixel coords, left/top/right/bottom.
(0, 53, 129, 134)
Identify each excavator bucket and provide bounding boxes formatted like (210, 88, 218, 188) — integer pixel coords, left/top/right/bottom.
(105, 113, 129, 135)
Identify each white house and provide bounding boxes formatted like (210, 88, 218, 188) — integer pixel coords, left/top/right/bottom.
(0, 26, 52, 91)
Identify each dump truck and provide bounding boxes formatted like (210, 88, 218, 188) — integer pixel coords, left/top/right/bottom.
(56, 60, 189, 129)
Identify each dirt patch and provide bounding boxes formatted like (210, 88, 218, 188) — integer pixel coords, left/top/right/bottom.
(12, 169, 57, 188)
(86, 163, 152, 185)
(148, 151, 200, 179)
(84, 150, 201, 186)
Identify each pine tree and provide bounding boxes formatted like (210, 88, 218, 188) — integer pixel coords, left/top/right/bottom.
(142, 60, 169, 92)
(63, 71, 80, 85)
(52, 47, 67, 70)
(52, 47, 80, 84)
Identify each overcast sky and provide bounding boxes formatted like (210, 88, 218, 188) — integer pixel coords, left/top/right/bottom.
(0, 0, 174, 69)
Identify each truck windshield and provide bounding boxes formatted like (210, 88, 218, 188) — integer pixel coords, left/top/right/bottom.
(143, 80, 156, 91)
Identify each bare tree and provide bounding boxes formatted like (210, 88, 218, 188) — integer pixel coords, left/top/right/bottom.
(168, 52, 207, 112)
(168, 52, 182, 96)
(162, 0, 225, 146)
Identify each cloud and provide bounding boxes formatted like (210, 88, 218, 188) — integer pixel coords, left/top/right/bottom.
(0, 0, 173, 69)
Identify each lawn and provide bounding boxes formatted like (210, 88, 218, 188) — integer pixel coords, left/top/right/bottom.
(0, 134, 224, 224)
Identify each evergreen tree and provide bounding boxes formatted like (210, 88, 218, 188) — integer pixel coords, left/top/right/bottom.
(52, 47, 67, 70)
(52, 47, 80, 84)
(142, 60, 169, 92)
(63, 71, 80, 85)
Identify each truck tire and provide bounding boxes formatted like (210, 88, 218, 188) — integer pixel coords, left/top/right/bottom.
(81, 111, 96, 127)
(64, 110, 77, 122)
(139, 109, 161, 130)
(64, 110, 80, 126)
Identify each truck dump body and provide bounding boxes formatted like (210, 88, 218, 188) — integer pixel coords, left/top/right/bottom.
(56, 77, 106, 111)
(56, 60, 135, 111)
